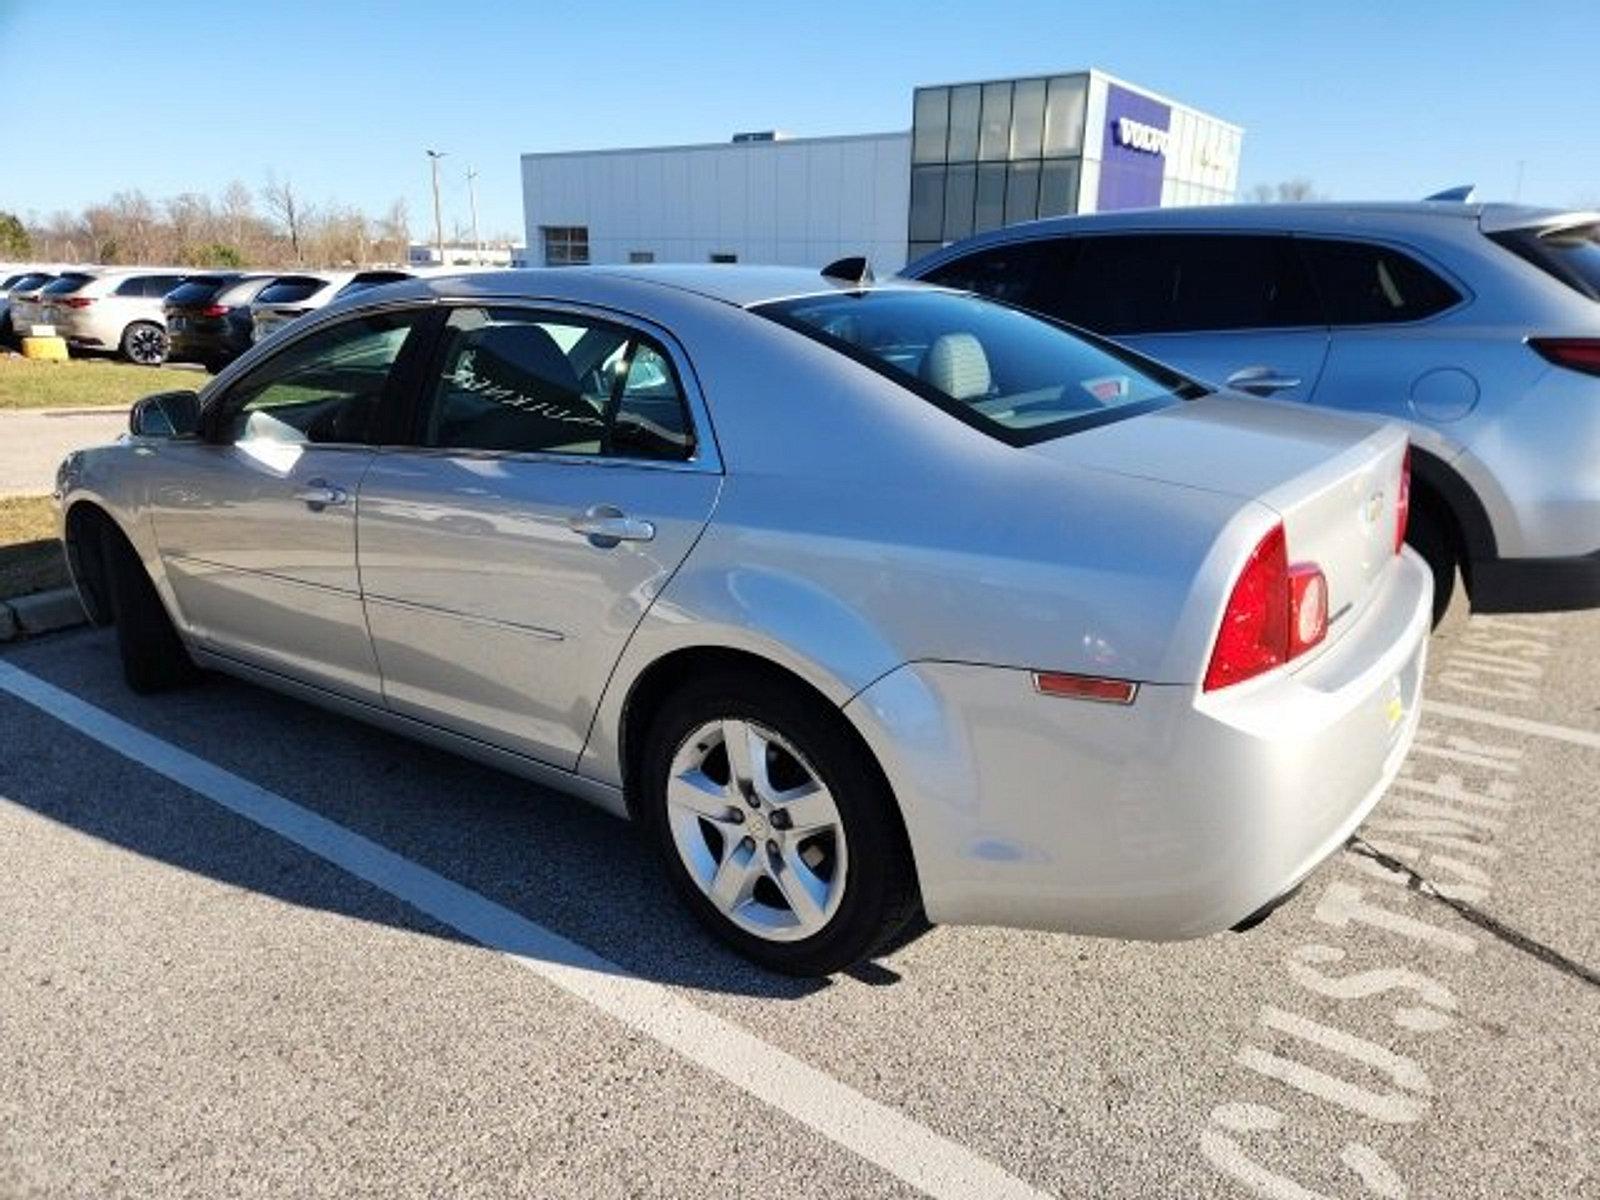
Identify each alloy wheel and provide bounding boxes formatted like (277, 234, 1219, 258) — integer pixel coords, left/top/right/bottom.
(665, 718, 848, 942)
(127, 325, 168, 365)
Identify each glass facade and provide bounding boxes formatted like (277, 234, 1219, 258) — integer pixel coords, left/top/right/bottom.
(908, 73, 1088, 262)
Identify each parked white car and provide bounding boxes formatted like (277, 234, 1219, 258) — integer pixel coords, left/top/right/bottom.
(41, 267, 208, 364)
(250, 270, 414, 343)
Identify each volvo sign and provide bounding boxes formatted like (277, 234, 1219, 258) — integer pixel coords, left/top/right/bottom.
(1115, 116, 1169, 156)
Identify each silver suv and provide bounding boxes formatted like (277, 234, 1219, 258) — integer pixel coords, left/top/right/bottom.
(905, 201, 1600, 619)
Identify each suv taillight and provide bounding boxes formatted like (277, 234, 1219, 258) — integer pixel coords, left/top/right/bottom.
(1529, 337, 1600, 377)
(62, 297, 94, 309)
(201, 304, 228, 317)
(1204, 523, 1328, 692)
(1395, 446, 1411, 555)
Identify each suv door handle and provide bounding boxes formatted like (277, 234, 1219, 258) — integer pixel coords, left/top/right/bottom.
(1225, 365, 1303, 396)
(568, 505, 656, 548)
(294, 479, 349, 511)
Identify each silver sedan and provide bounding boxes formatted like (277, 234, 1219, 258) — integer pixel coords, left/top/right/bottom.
(55, 265, 1431, 975)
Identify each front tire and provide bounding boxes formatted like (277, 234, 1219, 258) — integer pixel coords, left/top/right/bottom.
(100, 524, 198, 693)
(638, 672, 919, 976)
(121, 321, 169, 366)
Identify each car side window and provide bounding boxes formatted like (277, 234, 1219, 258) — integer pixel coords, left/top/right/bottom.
(421, 306, 694, 462)
(1297, 238, 1461, 325)
(212, 311, 421, 446)
(1052, 234, 1322, 335)
(919, 240, 1075, 314)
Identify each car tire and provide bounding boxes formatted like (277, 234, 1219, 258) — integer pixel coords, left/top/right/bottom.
(100, 523, 199, 693)
(121, 321, 169, 366)
(1406, 500, 1457, 626)
(638, 671, 920, 976)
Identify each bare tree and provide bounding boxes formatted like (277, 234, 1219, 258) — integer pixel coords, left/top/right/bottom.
(221, 180, 256, 253)
(261, 174, 309, 264)
(378, 197, 410, 265)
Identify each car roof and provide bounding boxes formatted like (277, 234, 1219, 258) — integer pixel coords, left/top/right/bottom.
(361, 263, 929, 311)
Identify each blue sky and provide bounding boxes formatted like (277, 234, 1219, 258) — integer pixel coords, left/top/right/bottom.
(2, 0, 1596, 242)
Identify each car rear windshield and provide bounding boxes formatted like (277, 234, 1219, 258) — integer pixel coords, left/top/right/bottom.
(754, 288, 1201, 445)
(1489, 223, 1600, 301)
(334, 271, 411, 298)
(5, 273, 49, 292)
(166, 279, 232, 306)
(256, 277, 328, 305)
(41, 273, 95, 295)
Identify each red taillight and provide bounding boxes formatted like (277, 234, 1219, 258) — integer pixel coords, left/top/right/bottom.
(201, 304, 228, 317)
(1530, 337, 1600, 377)
(62, 297, 93, 309)
(1205, 524, 1290, 691)
(1395, 446, 1411, 555)
(1204, 523, 1330, 692)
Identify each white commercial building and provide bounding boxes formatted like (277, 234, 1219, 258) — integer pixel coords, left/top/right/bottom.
(520, 69, 1241, 272)
(523, 131, 912, 271)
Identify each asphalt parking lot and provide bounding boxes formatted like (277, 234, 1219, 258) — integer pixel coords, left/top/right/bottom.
(1, 604, 1596, 1199)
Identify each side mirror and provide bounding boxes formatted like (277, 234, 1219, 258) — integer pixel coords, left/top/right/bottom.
(130, 390, 201, 439)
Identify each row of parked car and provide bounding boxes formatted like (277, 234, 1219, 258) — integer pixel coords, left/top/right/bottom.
(0, 264, 438, 371)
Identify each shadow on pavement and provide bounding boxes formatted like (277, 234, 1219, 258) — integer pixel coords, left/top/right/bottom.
(0, 628, 870, 1001)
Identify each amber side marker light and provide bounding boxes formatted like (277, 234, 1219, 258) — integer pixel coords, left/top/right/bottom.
(1032, 671, 1139, 705)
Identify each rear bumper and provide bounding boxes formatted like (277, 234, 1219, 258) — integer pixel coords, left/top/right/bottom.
(1471, 548, 1600, 612)
(845, 550, 1432, 940)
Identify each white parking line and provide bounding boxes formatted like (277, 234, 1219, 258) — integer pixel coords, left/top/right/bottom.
(0, 660, 1048, 1200)
(1426, 699, 1600, 750)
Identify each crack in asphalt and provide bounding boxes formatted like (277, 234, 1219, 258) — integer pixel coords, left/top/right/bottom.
(1346, 836, 1600, 990)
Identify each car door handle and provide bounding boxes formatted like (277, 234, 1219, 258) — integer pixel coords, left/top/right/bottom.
(1225, 365, 1303, 396)
(568, 506, 656, 547)
(294, 480, 349, 511)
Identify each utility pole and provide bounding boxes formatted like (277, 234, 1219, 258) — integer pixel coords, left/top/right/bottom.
(466, 166, 482, 265)
(425, 149, 447, 265)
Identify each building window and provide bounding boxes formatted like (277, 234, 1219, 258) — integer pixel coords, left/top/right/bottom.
(542, 226, 589, 266)
(709, 252, 738, 264)
(628, 251, 656, 263)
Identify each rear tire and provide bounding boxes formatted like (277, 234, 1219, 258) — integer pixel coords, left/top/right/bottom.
(121, 321, 169, 366)
(100, 524, 198, 693)
(638, 671, 919, 976)
(1406, 500, 1457, 626)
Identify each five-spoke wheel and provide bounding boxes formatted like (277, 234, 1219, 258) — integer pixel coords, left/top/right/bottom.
(640, 671, 919, 975)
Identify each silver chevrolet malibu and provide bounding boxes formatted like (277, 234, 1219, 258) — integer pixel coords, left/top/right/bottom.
(55, 264, 1431, 975)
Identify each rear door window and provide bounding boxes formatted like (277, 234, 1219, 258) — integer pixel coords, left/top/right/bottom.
(417, 306, 695, 461)
(1297, 238, 1461, 325)
(1050, 234, 1322, 334)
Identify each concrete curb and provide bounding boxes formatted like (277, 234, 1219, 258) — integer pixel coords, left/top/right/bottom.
(0, 586, 87, 642)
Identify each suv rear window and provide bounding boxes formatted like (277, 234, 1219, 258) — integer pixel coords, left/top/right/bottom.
(166, 279, 230, 306)
(42, 273, 95, 295)
(1298, 239, 1461, 325)
(7, 273, 51, 292)
(755, 288, 1201, 446)
(257, 277, 328, 305)
(335, 271, 412, 298)
(1488, 223, 1600, 301)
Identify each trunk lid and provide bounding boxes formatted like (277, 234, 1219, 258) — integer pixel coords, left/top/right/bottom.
(1029, 393, 1409, 638)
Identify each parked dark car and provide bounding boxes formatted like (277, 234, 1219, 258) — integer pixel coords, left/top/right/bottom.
(164, 274, 276, 371)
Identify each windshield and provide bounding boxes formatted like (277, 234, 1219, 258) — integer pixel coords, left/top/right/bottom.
(755, 288, 1200, 445)
(257, 277, 328, 305)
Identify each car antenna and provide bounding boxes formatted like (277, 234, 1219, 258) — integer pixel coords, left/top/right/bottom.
(821, 256, 874, 287)
(1424, 184, 1476, 202)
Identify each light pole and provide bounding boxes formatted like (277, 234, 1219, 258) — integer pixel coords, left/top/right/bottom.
(425, 149, 447, 265)
(466, 166, 482, 265)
